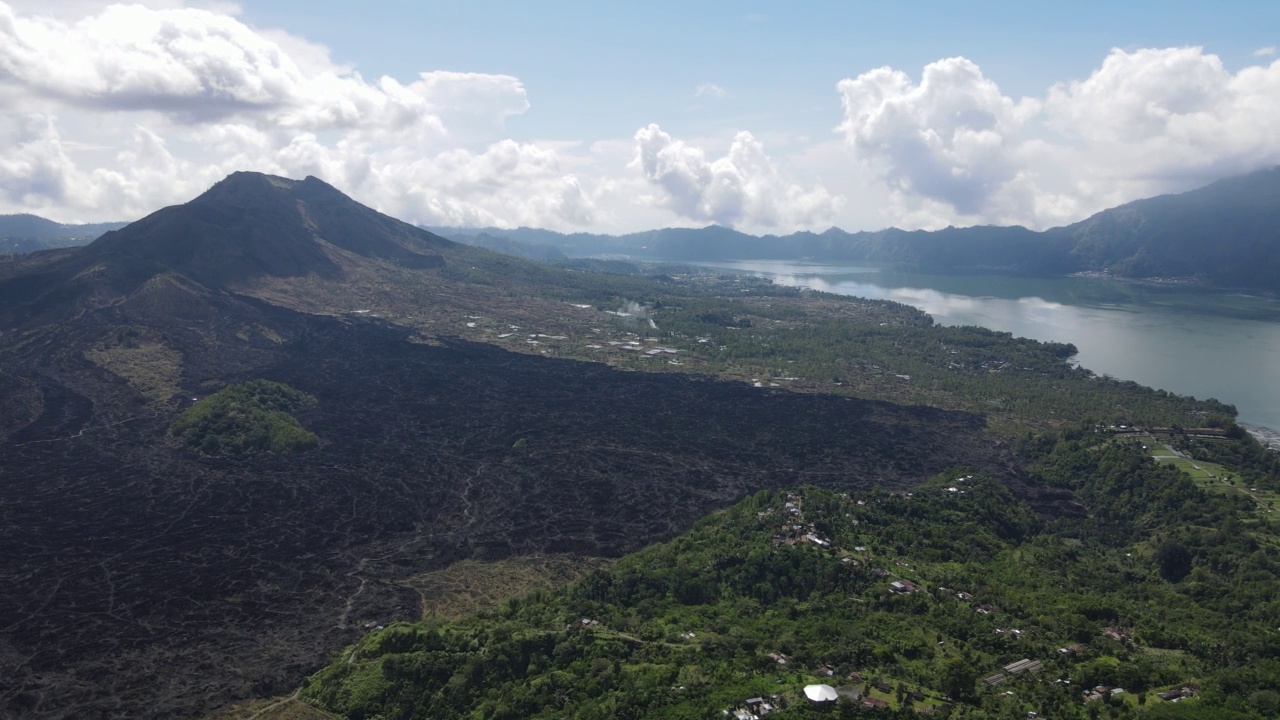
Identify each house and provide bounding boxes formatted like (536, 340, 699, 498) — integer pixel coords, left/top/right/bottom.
(890, 580, 919, 594)
(817, 664, 835, 677)
(744, 696, 775, 716)
(1158, 686, 1195, 702)
(804, 533, 831, 547)
(861, 697, 890, 710)
(983, 674, 1008, 686)
(874, 678, 892, 694)
(768, 652, 791, 665)
(975, 604, 996, 614)
(1103, 627, 1128, 641)
(847, 671, 865, 682)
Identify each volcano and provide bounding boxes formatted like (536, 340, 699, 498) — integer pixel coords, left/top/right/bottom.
(0, 173, 1013, 719)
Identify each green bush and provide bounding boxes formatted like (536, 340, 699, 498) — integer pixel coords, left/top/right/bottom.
(169, 379, 319, 455)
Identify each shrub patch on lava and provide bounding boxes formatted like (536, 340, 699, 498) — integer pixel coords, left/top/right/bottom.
(170, 379, 319, 455)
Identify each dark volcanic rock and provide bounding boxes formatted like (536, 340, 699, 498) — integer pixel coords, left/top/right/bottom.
(0, 172, 1016, 719)
(0, 308, 1009, 719)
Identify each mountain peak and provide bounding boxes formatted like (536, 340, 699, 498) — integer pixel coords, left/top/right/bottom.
(103, 171, 454, 283)
(187, 172, 358, 213)
(0, 172, 457, 319)
(187, 171, 299, 207)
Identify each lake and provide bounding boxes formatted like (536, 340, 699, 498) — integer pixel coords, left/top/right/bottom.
(690, 260, 1280, 436)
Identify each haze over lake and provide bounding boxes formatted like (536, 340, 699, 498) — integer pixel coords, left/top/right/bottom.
(692, 260, 1280, 433)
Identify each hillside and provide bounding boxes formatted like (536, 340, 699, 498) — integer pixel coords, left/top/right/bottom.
(1056, 168, 1280, 289)
(0, 172, 454, 321)
(438, 167, 1280, 292)
(438, 229, 568, 263)
(0, 213, 129, 254)
(0, 171, 1268, 719)
(302, 431, 1280, 719)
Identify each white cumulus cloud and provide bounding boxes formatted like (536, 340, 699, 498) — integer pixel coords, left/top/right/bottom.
(837, 47, 1280, 229)
(2, 3, 308, 120)
(836, 57, 1039, 217)
(633, 123, 839, 229)
(0, 2, 530, 138)
(0, 1, 598, 229)
(0, 114, 78, 206)
(4, 3, 1278, 238)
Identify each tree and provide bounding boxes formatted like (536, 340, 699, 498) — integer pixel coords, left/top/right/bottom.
(938, 658, 977, 702)
(1155, 541, 1193, 583)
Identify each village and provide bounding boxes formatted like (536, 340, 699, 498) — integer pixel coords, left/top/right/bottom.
(717, 487, 1203, 717)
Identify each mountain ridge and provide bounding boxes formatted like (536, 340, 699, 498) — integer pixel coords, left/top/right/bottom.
(0, 172, 468, 327)
(0, 213, 129, 254)
(10, 167, 1278, 293)
(431, 166, 1280, 292)
(77, 171, 455, 286)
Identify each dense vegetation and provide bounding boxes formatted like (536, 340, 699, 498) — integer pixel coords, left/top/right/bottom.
(168, 379, 319, 455)
(1183, 436, 1280, 491)
(304, 430, 1280, 719)
(425, 251, 1235, 432)
(6, 170, 1276, 720)
(576, 291, 1236, 431)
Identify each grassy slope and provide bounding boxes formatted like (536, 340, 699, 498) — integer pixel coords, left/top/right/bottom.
(300, 433, 1280, 720)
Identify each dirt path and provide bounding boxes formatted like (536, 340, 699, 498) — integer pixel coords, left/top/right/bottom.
(242, 688, 301, 720)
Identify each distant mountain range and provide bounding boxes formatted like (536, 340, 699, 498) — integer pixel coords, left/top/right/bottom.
(434, 166, 1280, 293)
(0, 213, 128, 254)
(441, 229, 568, 263)
(10, 168, 1279, 293)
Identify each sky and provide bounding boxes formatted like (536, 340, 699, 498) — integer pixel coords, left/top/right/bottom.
(2, 0, 1279, 234)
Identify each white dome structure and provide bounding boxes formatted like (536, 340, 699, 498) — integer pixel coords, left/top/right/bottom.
(804, 684, 838, 704)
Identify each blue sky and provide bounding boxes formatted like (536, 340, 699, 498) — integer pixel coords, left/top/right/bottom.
(239, 0, 1278, 140)
(2, 0, 1278, 233)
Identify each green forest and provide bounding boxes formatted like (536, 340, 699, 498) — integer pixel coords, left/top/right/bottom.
(169, 379, 319, 455)
(302, 427, 1280, 719)
(571, 287, 1236, 432)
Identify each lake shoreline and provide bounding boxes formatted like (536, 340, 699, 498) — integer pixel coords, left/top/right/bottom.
(1245, 425, 1280, 451)
(1068, 270, 1279, 303)
(666, 259, 1280, 437)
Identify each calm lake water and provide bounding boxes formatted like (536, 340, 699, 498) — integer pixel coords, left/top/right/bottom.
(692, 260, 1280, 434)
